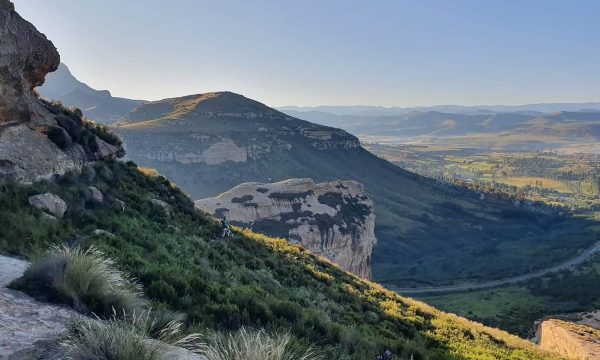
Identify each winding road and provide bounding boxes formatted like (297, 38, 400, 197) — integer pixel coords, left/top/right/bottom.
(390, 240, 600, 295)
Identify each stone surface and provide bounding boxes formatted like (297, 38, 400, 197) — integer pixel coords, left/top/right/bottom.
(0, 255, 78, 358)
(88, 186, 104, 202)
(196, 178, 376, 278)
(28, 192, 68, 218)
(538, 319, 600, 360)
(145, 340, 206, 360)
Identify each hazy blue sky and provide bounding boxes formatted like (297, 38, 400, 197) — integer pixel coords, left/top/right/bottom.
(14, 0, 600, 107)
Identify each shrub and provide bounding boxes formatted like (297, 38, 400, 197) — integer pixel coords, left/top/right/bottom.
(10, 245, 146, 316)
(198, 327, 321, 360)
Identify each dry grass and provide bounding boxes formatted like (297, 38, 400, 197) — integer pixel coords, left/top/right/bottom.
(12, 245, 146, 316)
(197, 327, 321, 360)
(63, 309, 200, 360)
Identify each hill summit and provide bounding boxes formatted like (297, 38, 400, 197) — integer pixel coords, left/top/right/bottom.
(126, 92, 282, 123)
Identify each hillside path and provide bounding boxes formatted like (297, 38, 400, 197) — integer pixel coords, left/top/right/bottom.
(392, 240, 600, 295)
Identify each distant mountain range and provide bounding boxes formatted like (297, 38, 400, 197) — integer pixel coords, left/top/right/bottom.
(279, 103, 600, 117)
(38, 63, 145, 123)
(279, 107, 600, 143)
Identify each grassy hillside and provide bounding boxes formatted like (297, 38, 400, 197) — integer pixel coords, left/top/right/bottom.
(0, 160, 560, 359)
(115, 92, 599, 288)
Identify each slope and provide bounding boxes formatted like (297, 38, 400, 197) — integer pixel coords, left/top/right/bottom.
(38, 63, 145, 124)
(0, 159, 561, 360)
(115, 92, 599, 288)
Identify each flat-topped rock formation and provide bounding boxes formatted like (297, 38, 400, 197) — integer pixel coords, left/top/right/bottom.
(196, 178, 376, 278)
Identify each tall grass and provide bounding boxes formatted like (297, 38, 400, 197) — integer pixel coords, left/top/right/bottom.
(198, 327, 321, 360)
(11, 245, 146, 316)
(63, 316, 162, 360)
(63, 309, 200, 360)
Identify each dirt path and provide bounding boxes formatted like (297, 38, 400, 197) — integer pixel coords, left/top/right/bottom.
(391, 240, 600, 295)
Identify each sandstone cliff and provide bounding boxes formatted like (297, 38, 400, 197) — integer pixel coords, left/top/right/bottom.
(0, 0, 123, 182)
(196, 178, 376, 278)
(538, 319, 600, 360)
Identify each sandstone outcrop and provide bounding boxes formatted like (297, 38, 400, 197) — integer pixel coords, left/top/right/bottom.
(0, 0, 124, 182)
(196, 178, 376, 278)
(538, 319, 600, 360)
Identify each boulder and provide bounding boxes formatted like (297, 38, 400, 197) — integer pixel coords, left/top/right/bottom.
(40, 212, 57, 222)
(88, 186, 104, 203)
(92, 229, 115, 238)
(28, 193, 67, 218)
(150, 199, 171, 215)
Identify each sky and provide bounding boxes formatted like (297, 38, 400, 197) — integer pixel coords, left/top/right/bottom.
(13, 0, 600, 107)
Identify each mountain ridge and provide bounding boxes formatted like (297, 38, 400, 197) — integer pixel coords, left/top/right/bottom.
(38, 63, 145, 124)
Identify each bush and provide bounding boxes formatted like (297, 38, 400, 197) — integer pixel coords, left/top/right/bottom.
(198, 327, 321, 360)
(10, 245, 146, 316)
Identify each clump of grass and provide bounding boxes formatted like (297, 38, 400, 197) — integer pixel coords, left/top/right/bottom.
(10, 245, 146, 316)
(63, 310, 200, 360)
(63, 315, 162, 360)
(198, 327, 321, 360)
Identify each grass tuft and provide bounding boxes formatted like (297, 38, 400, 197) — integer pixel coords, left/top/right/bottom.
(11, 245, 146, 316)
(198, 327, 321, 360)
(62, 309, 200, 360)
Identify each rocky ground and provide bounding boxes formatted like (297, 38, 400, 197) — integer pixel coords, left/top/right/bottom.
(0, 254, 205, 359)
(0, 255, 77, 358)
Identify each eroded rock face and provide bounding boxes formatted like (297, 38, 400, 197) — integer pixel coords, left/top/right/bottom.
(538, 319, 600, 360)
(0, 0, 60, 125)
(0, 1, 123, 182)
(196, 178, 376, 278)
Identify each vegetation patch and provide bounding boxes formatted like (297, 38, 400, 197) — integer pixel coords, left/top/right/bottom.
(268, 190, 314, 201)
(0, 160, 561, 359)
(232, 195, 254, 203)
